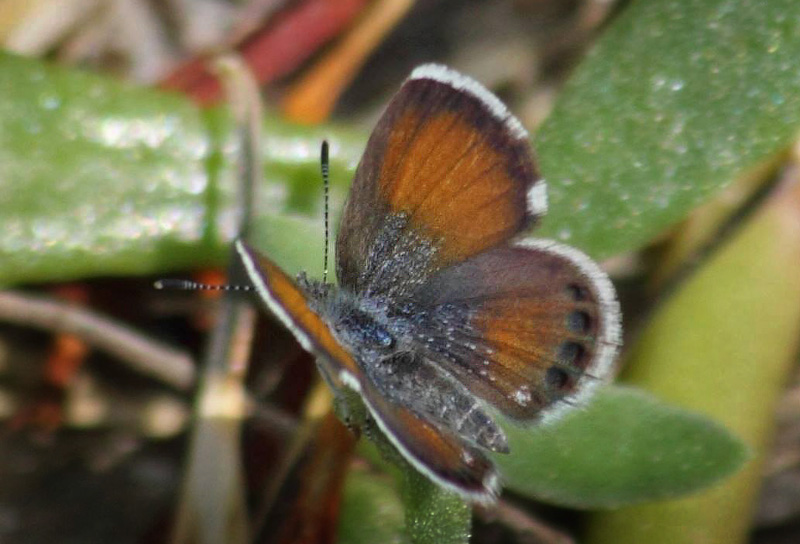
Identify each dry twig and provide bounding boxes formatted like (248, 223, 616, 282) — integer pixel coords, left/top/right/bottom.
(0, 290, 195, 390)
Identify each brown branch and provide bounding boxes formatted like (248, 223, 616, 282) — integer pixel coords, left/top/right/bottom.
(477, 499, 576, 544)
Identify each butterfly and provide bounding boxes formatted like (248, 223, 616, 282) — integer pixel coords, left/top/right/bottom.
(235, 64, 621, 504)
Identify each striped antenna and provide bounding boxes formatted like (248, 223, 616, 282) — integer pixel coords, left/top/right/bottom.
(153, 279, 252, 292)
(321, 140, 331, 284)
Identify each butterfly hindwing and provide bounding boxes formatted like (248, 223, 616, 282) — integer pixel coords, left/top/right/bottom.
(410, 239, 621, 423)
(336, 64, 545, 298)
(356, 377, 499, 504)
(360, 351, 509, 453)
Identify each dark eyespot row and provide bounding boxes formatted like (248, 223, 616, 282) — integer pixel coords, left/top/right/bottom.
(544, 343, 583, 394)
(566, 310, 591, 334)
(566, 283, 589, 301)
(558, 341, 585, 365)
(545, 284, 598, 395)
(545, 366, 570, 390)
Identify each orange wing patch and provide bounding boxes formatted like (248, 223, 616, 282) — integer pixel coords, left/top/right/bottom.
(336, 71, 542, 291)
(235, 241, 361, 385)
(381, 109, 527, 264)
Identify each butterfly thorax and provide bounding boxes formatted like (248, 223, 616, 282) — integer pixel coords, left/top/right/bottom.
(297, 272, 409, 359)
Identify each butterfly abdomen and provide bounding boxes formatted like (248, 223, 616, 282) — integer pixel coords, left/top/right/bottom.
(365, 351, 510, 454)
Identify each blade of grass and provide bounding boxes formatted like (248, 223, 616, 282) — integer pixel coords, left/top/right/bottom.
(586, 169, 800, 544)
(281, 0, 415, 124)
(171, 56, 262, 544)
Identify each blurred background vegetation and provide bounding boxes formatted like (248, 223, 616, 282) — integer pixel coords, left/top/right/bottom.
(1, 1, 800, 543)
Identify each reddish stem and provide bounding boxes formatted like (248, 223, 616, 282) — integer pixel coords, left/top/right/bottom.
(160, 0, 368, 106)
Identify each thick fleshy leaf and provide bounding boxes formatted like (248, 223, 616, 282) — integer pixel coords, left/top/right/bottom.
(494, 385, 748, 509)
(585, 178, 800, 542)
(535, 0, 800, 258)
(0, 51, 364, 286)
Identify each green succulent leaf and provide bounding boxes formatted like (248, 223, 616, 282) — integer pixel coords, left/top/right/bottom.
(494, 385, 749, 509)
(401, 469, 471, 544)
(535, 0, 800, 258)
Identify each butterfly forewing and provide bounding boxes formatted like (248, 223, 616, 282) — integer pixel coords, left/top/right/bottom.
(336, 64, 546, 298)
(235, 241, 362, 386)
